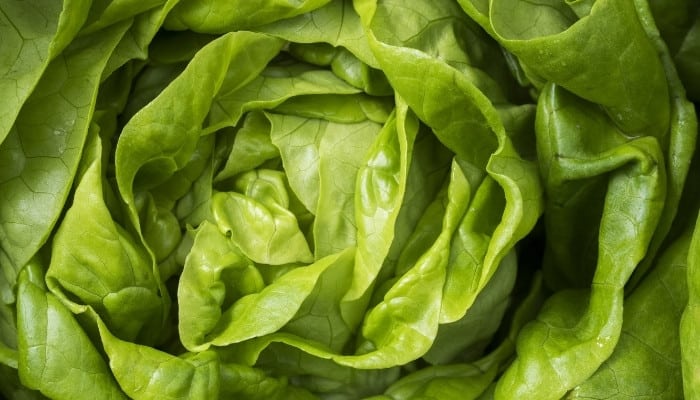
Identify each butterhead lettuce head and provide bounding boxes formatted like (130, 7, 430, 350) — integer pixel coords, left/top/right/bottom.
(0, 0, 699, 399)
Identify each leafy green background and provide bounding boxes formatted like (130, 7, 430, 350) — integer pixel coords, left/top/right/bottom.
(0, 0, 698, 399)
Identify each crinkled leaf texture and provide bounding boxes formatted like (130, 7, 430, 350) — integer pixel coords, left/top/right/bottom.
(0, 0, 699, 399)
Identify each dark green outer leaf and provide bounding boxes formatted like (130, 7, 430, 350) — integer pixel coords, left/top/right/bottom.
(488, 0, 669, 137)
(647, 0, 699, 55)
(570, 229, 690, 399)
(0, 0, 90, 143)
(80, 0, 166, 34)
(0, 363, 48, 400)
(674, 10, 700, 102)
(681, 213, 700, 397)
(0, 21, 129, 303)
(495, 83, 666, 399)
(0, 266, 18, 367)
(625, 0, 698, 290)
(101, 0, 182, 77)
(16, 264, 126, 400)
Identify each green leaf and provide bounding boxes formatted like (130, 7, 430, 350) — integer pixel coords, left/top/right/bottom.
(347, 160, 470, 368)
(206, 61, 362, 135)
(488, 0, 669, 136)
(647, 0, 699, 55)
(100, 0, 181, 76)
(674, 13, 700, 101)
(571, 229, 690, 399)
(16, 265, 126, 400)
(219, 363, 318, 400)
(178, 221, 353, 351)
(215, 112, 279, 182)
(681, 211, 700, 397)
(257, 0, 378, 67)
(0, 21, 128, 302)
(121, 62, 185, 122)
(340, 99, 419, 330)
(45, 132, 167, 344)
(356, 0, 543, 344)
(425, 250, 517, 364)
(268, 112, 383, 258)
(81, 0, 166, 33)
(164, 0, 331, 32)
(496, 83, 666, 399)
(212, 170, 313, 265)
(115, 31, 284, 235)
(627, 0, 698, 287)
(0, 363, 49, 400)
(251, 346, 400, 398)
(382, 364, 497, 400)
(0, 0, 90, 143)
(273, 92, 393, 124)
(174, 139, 217, 228)
(95, 314, 219, 400)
